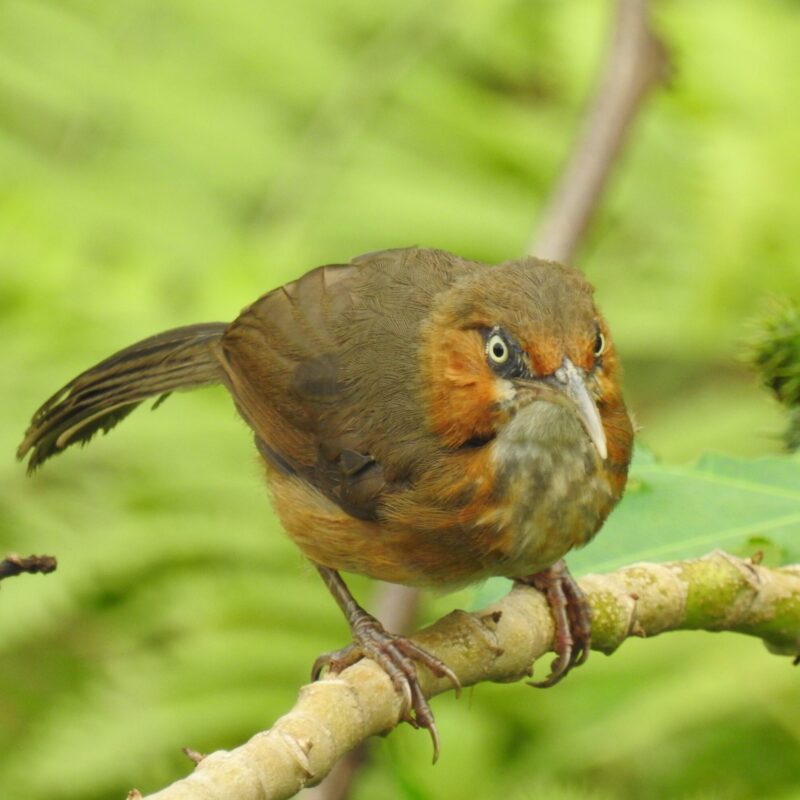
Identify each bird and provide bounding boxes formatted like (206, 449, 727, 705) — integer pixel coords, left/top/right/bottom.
(18, 247, 634, 759)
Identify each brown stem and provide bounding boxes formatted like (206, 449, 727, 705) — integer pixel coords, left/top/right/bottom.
(528, 0, 671, 262)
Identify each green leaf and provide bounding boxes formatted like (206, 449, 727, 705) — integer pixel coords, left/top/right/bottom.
(567, 449, 800, 575)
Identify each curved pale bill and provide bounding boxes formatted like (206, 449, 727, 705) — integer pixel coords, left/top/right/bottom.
(552, 358, 608, 460)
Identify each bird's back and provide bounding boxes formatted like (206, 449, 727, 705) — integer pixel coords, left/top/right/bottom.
(218, 248, 484, 521)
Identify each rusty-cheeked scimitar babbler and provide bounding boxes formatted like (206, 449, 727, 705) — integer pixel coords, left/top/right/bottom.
(19, 247, 634, 758)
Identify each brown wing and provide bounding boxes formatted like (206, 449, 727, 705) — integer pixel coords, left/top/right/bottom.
(217, 248, 479, 520)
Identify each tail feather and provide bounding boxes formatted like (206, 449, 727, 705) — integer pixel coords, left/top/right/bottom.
(18, 322, 228, 472)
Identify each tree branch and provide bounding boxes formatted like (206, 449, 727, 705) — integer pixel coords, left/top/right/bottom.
(0, 553, 57, 583)
(528, 0, 670, 263)
(137, 551, 800, 800)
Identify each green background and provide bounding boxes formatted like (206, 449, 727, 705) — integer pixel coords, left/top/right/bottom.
(1, 1, 799, 798)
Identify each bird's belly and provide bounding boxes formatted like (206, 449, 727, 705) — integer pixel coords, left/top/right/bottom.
(481, 401, 615, 577)
(264, 403, 616, 587)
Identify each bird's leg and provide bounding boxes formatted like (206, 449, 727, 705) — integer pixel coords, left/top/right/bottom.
(516, 559, 591, 687)
(311, 564, 460, 762)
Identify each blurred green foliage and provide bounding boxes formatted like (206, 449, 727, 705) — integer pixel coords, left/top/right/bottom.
(1, 1, 799, 798)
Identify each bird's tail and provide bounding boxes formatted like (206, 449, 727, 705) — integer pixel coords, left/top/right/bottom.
(18, 322, 228, 472)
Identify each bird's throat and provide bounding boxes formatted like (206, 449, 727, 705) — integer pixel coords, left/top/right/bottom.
(489, 402, 615, 574)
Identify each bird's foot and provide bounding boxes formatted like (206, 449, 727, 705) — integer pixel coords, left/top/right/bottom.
(311, 611, 460, 762)
(517, 559, 591, 687)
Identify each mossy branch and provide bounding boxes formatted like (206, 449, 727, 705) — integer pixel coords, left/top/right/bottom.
(137, 551, 800, 800)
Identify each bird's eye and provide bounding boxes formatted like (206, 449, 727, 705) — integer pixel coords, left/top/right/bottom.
(487, 333, 510, 365)
(594, 331, 606, 358)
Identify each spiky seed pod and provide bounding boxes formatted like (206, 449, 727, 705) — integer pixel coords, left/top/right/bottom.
(746, 298, 800, 451)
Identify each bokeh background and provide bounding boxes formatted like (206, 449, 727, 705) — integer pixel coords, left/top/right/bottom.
(1, 1, 799, 798)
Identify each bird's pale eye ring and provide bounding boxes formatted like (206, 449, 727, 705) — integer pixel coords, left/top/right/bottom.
(487, 333, 510, 365)
(594, 331, 606, 358)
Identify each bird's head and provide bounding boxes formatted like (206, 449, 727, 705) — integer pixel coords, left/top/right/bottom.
(419, 258, 630, 464)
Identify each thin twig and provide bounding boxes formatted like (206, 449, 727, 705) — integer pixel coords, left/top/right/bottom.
(528, 0, 670, 262)
(0, 553, 57, 583)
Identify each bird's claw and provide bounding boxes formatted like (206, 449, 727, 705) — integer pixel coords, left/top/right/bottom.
(311, 614, 460, 763)
(518, 560, 592, 688)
